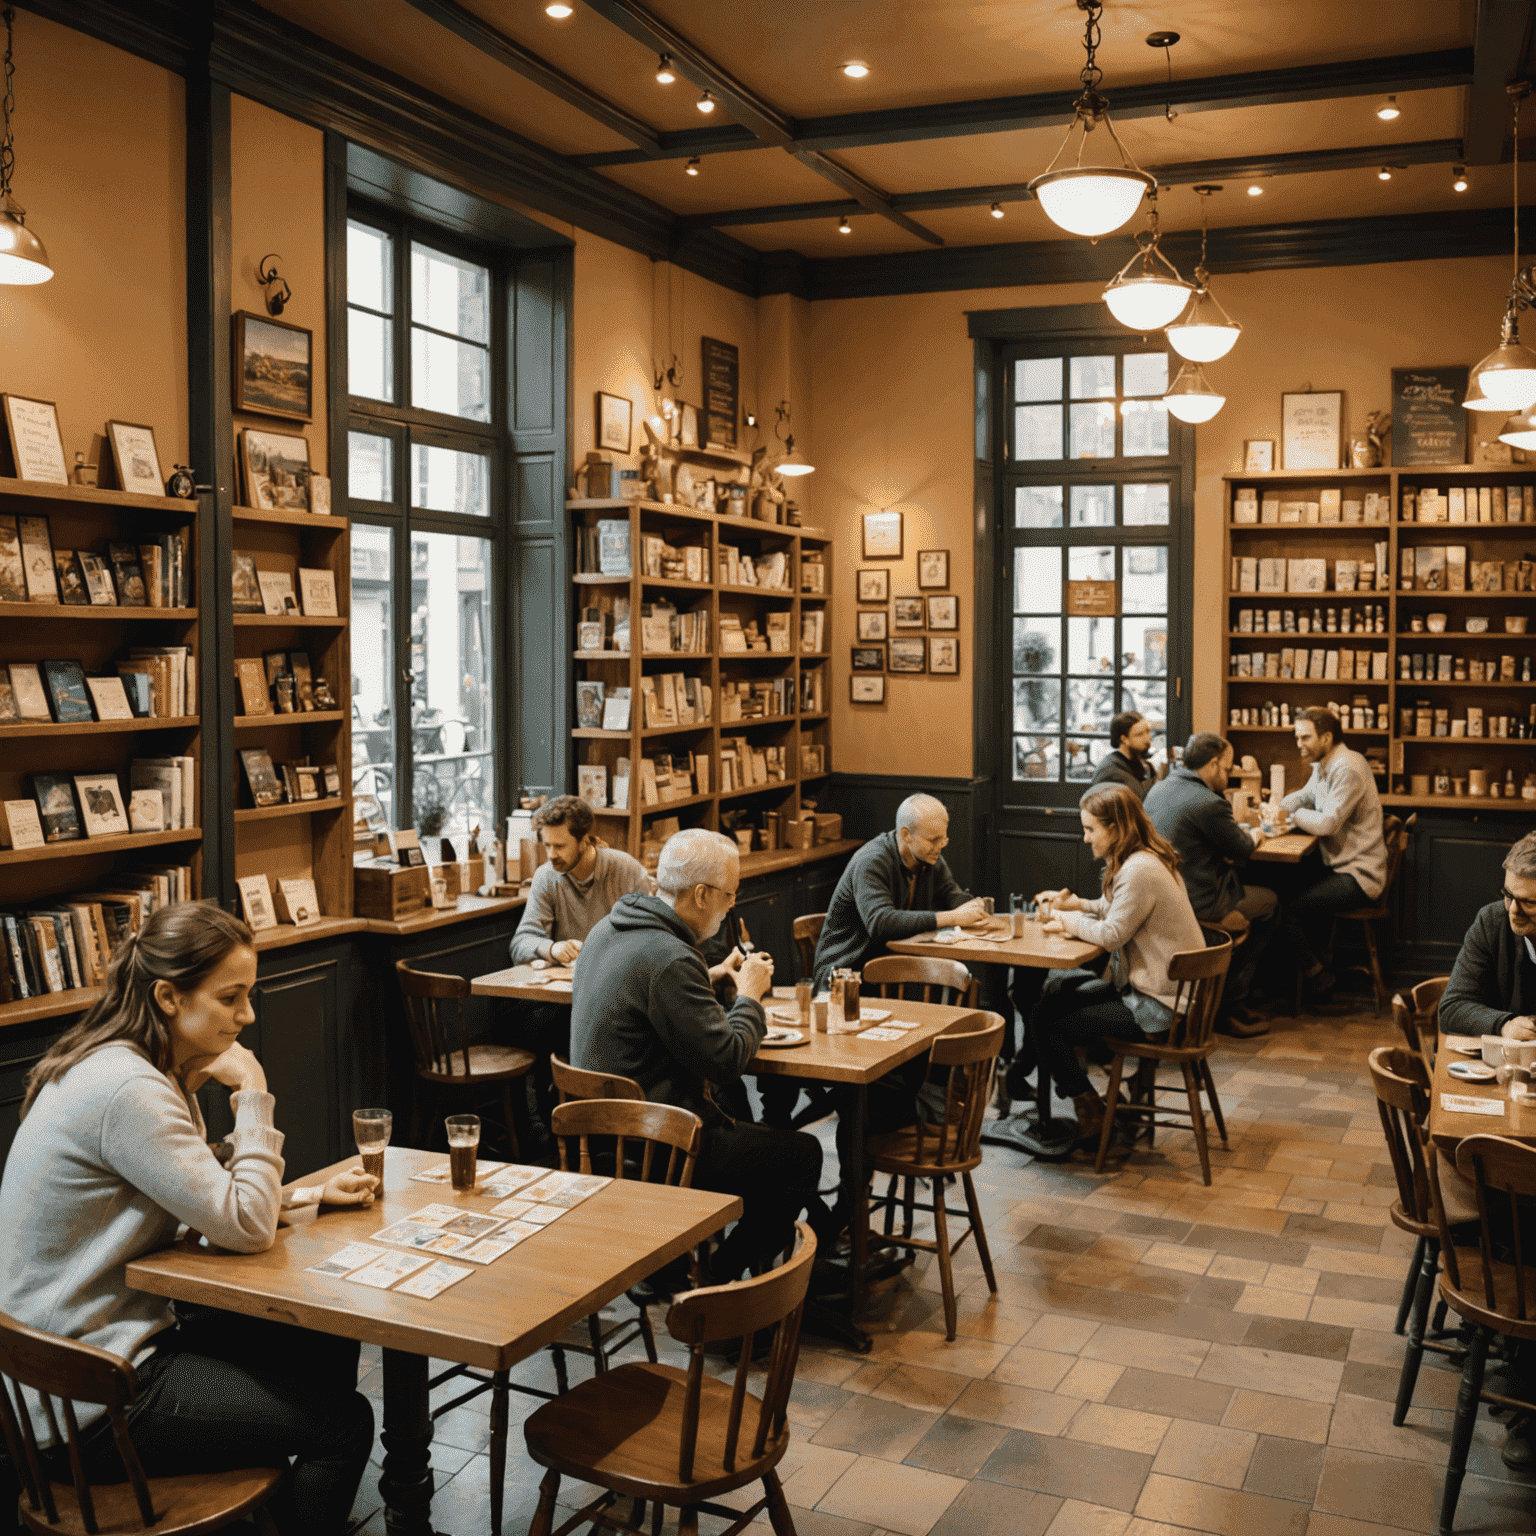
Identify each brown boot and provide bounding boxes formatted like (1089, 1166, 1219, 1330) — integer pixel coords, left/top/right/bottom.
(1071, 1091, 1105, 1141)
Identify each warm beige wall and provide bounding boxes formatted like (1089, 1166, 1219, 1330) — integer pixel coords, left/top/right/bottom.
(230, 95, 329, 479)
(810, 257, 1513, 780)
(0, 12, 187, 477)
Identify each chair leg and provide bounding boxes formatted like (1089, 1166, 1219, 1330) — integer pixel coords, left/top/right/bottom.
(679, 1504, 700, 1536)
(586, 1311, 608, 1373)
(1182, 1062, 1212, 1186)
(931, 1178, 958, 1341)
(500, 1082, 521, 1161)
(1395, 1239, 1440, 1426)
(1439, 1323, 1490, 1536)
(253, 1506, 282, 1536)
(1094, 1052, 1126, 1175)
(763, 1469, 798, 1536)
(1363, 920, 1387, 1014)
(882, 1173, 898, 1237)
(529, 1468, 561, 1536)
(488, 1370, 509, 1536)
(549, 1343, 569, 1395)
(961, 1171, 997, 1295)
(635, 1301, 658, 1363)
(1200, 1059, 1228, 1146)
(901, 1174, 916, 1239)
(1395, 1234, 1428, 1336)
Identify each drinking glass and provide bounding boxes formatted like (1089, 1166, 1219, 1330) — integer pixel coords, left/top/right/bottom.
(445, 1114, 481, 1190)
(353, 1108, 392, 1186)
(982, 896, 995, 918)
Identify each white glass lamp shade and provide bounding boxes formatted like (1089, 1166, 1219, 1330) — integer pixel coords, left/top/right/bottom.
(777, 447, 815, 476)
(1497, 408, 1536, 450)
(1166, 290, 1241, 361)
(1103, 268, 1192, 330)
(1029, 167, 1154, 238)
(0, 201, 53, 285)
(1462, 387, 1504, 412)
(1471, 339, 1536, 412)
(1163, 362, 1225, 423)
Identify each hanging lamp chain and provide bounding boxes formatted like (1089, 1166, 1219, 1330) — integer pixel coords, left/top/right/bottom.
(1504, 83, 1536, 339)
(1, 6, 16, 204)
(1076, 0, 1105, 113)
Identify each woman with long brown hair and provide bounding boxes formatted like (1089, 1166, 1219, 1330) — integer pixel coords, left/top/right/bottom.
(1031, 783, 1207, 1140)
(0, 901, 377, 1534)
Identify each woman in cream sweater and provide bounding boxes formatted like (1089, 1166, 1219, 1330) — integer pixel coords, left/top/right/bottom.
(1033, 783, 1207, 1140)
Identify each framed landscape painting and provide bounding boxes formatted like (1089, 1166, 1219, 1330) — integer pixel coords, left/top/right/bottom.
(233, 311, 313, 421)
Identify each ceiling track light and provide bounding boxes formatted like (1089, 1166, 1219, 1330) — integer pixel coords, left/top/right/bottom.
(1376, 95, 1400, 120)
(1101, 191, 1192, 330)
(1164, 360, 1225, 423)
(840, 61, 869, 78)
(1027, 0, 1156, 239)
(0, 6, 52, 285)
(655, 53, 675, 84)
(544, 1, 573, 16)
(1166, 184, 1241, 362)
(837, 215, 851, 234)
(684, 155, 700, 176)
(1246, 183, 1263, 196)
(697, 89, 715, 113)
(1453, 165, 1469, 192)
(1478, 84, 1536, 424)
(990, 202, 1004, 218)
(1377, 166, 1406, 181)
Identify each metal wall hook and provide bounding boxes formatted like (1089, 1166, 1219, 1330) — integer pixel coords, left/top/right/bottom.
(257, 253, 292, 316)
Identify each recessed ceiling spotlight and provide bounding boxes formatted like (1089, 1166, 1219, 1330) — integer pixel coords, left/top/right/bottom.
(544, 1, 573, 16)
(697, 89, 715, 113)
(990, 202, 1004, 218)
(655, 53, 676, 84)
(1378, 167, 1393, 180)
(1377, 95, 1400, 120)
(1246, 184, 1263, 196)
(838, 215, 852, 234)
(684, 156, 700, 176)
(1453, 165, 1469, 191)
(841, 61, 870, 78)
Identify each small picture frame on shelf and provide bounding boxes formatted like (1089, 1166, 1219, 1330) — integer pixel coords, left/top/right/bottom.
(237, 873, 279, 931)
(1243, 439, 1274, 472)
(17, 515, 58, 601)
(233, 310, 313, 421)
(258, 570, 300, 616)
(851, 645, 885, 672)
(893, 596, 924, 630)
(1280, 390, 1343, 470)
(917, 550, 949, 588)
(74, 773, 130, 838)
(596, 392, 633, 454)
(856, 610, 887, 641)
(298, 568, 338, 616)
(239, 428, 311, 513)
(30, 772, 81, 842)
(105, 421, 164, 497)
(232, 551, 264, 613)
(926, 594, 958, 631)
(888, 637, 927, 673)
(856, 568, 888, 602)
(0, 799, 45, 850)
(127, 789, 164, 833)
(2, 395, 68, 484)
(239, 747, 284, 806)
(861, 510, 902, 559)
(928, 637, 960, 675)
(850, 675, 886, 704)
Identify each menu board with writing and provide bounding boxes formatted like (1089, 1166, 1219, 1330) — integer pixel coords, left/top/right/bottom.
(1281, 391, 1343, 470)
(701, 336, 738, 450)
(1391, 366, 1468, 466)
(1, 395, 68, 483)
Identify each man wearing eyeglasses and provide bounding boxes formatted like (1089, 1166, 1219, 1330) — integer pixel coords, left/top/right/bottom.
(1440, 830, 1536, 1041)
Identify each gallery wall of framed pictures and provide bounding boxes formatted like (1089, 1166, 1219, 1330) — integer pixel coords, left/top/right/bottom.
(850, 535, 962, 700)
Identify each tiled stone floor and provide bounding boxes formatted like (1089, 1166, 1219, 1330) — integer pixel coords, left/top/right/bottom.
(349, 1006, 1536, 1536)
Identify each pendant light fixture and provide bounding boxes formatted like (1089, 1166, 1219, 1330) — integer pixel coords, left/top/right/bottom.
(774, 401, 814, 476)
(1163, 361, 1225, 423)
(0, 7, 53, 286)
(1101, 190, 1191, 330)
(1166, 184, 1241, 362)
(1496, 405, 1536, 450)
(1476, 85, 1536, 415)
(1027, 0, 1155, 239)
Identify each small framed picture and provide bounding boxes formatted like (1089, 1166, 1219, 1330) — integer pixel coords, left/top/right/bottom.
(239, 428, 311, 512)
(893, 596, 925, 630)
(679, 403, 700, 449)
(259, 570, 300, 616)
(233, 310, 313, 421)
(1281, 390, 1344, 471)
(917, 550, 949, 589)
(596, 391, 633, 455)
(927, 594, 958, 630)
(929, 637, 960, 674)
(2, 395, 68, 484)
(105, 421, 164, 497)
(1243, 439, 1274, 472)
(889, 637, 927, 673)
(237, 873, 278, 931)
(856, 610, 888, 641)
(862, 509, 903, 559)
(856, 568, 888, 602)
(851, 645, 885, 672)
(850, 675, 886, 704)
(73, 773, 130, 838)
(298, 567, 339, 616)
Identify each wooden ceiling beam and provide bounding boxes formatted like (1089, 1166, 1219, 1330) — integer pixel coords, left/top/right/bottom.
(575, 49, 1475, 168)
(1463, 0, 1536, 163)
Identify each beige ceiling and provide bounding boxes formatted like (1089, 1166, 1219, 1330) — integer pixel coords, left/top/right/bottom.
(255, 0, 1500, 262)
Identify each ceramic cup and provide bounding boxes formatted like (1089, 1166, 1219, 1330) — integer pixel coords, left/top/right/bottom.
(1427, 613, 1447, 633)
(1481, 1036, 1508, 1067)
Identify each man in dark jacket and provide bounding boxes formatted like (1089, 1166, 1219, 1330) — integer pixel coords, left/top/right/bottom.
(1145, 732, 1278, 1034)
(1087, 711, 1157, 800)
(570, 827, 827, 1282)
(1440, 830, 1536, 1041)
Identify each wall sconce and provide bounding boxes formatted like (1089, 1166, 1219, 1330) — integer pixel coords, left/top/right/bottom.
(257, 253, 292, 316)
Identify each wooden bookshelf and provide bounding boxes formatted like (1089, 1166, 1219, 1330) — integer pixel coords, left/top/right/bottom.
(568, 498, 833, 860)
(1222, 467, 1535, 810)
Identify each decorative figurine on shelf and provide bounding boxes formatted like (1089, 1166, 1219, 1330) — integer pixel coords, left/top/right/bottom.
(73, 451, 98, 487)
(1350, 412, 1390, 468)
(312, 676, 338, 711)
(467, 824, 480, 858)
(639, 419, 664, 502)
(747, 445, 786, 523)
(166, 464, 196, 499)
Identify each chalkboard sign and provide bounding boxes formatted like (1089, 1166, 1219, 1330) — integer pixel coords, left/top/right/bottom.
(701, 336, 738, 450)
(1391, 366, 1468, 466)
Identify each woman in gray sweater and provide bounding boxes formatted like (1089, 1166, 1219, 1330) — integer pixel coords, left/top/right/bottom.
(1033, 783, 1207, 1140)
(0, 902, 377, 1534)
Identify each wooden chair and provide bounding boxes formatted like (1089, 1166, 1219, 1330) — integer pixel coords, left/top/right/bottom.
(865, 1012, 1004, 1340)
(792, 913, 825, 981)
(551, 1053, 644, 1104)
(524, 1222, 817, 1536)
(1331, 813, 1417, 1013)
(0, 1310, 284, 1536)
(1092, 931, 1233, 1186)
(395, 959, 534, 1158)
(862, 955, 979, 1009)
(1429, 1135, 1536, 1535)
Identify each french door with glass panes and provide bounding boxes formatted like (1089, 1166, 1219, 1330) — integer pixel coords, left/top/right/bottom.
(1001, 339, 1191, 821)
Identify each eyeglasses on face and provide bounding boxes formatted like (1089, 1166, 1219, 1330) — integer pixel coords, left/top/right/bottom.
(1502, 888, 1536, 918)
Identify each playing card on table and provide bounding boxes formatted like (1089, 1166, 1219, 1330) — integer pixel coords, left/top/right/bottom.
(393, 1260, 473, 1299)
(306, 1243, 386, 1277)
(371, 1220, 473, 1255)
(348, 1250, 433, 1289)
(489, 1197, 533, 1220)
(860, 1027, 905, 1042)
(410, 1159, 508, 1185)
(519, 1204, 567, 1226)
(456, 1238, 518, 1264)
(516, 1171, 609, 1208)
(436, 1213, 506, 1239)
(479, 1165, 551, 1199)
(406, 1203, 469, 1227)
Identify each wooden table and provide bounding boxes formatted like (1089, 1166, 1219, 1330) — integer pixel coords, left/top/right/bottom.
(1250, 831, 1319, 862)
(1428, 1044, 1536, 1149)
(127, 1147, 738, 1536)
(470, 962, 574, 1003)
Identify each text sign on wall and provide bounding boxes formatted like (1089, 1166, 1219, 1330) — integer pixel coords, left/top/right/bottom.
(701, 336, 738, 450)
(1065, 580, 1118, 616)
(1391, 366, 1468, 466)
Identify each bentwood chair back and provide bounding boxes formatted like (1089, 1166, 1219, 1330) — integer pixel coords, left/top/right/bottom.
(523, 1224, 817, 1536)
(861, 955, 979, 1009)
(0, 1310, 284, 1536)
(792, 913, 825, 981)
(1409, 976, 1449, 1066)
(1430, 1135, 1536, 1534)
(1092, 931, 1233, 1186)
(865, 1012, 1005, 1340)
(550, 1053, 644, 1104)
(551, 1098, 701, 1189)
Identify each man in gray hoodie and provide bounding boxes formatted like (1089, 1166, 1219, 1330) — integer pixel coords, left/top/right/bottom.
(570, 828, 827, 1282)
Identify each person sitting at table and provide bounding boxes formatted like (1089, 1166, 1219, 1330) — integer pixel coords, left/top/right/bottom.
(0, 902, 378, 1536)
(1145, 731, 1278, 1036)
(1086, 711, 1157, 800)
(1440, 829, 1536, 1042)
(569, 828, 830, 1283)
(506, 794, 651, 1125)
(1032, 783, 1207, 1141)
(1277, 706, 1387, 1006)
